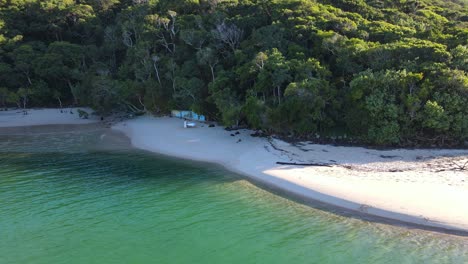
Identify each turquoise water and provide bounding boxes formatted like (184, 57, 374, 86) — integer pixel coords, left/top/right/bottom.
(0, 125, 467, 264)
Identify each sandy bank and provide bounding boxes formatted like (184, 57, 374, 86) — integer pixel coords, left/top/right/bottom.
(0, 108, 98, 128)
(113, 116, 468, 233)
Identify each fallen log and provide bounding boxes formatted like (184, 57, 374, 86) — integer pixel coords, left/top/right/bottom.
(276, 161, 332, 167)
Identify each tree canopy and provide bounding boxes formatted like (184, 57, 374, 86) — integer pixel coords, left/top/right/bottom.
(0, 0, 467, 146)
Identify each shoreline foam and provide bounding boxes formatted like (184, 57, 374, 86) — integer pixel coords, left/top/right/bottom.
(113, 116, 468, 233)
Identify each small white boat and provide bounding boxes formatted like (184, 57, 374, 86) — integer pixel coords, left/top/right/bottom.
(184, 121, 196, 128)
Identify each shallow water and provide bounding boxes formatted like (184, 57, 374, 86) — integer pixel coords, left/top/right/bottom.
(0, 125, 467, 264)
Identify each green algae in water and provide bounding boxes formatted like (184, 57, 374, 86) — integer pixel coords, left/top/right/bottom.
(0, 127, 467, 264)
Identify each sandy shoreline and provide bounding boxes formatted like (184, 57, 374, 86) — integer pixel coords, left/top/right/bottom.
(1, 109, 467, 233)
(0, 108, 98, 127)
(112, 116, 468, 233)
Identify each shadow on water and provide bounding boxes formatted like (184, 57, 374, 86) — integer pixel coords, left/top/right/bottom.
(0, 150, 239, 187)
(0, 123, 104, 135)
(243, 177, 468, 237)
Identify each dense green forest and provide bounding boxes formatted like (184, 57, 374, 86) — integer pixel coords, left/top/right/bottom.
(0, 0, 467, 146)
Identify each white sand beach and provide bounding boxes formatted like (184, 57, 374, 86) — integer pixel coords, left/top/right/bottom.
(113, 116, 468, 233)
(0, 108, 98, 127)
(1, 109, 466, 233)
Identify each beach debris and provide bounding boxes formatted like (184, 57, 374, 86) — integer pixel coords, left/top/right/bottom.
(184, 121, 196, 128)
(236, 139, 242, 143)
(419, 216, 430, 223)
(230, 133, 235, 136)
(250, 131, 267, 137)
(225, 125, 246, 131)
(276, 161, 333, 167)
(209, 124, 215, 127)
(416, 155, 436, 161)
(380, 155, 400, 159)
(452, 160, 468, 171)
(77, 109, 89, 119)
(235, 131, 240, 135)
(435, 159, 468, 172)
(358, 204, 371, 213)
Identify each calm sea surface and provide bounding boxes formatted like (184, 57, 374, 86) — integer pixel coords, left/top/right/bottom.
(0, 125, 467, 264)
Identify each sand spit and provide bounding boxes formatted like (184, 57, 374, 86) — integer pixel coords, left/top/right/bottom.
(113, 116, 468, 233)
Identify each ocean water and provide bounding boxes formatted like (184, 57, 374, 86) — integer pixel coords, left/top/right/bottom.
(0, 125, 467, 264)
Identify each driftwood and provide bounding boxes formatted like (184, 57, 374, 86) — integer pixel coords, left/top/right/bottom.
(435, 160, 468, 172)
(453, 160, 468, 171)
(276, 161, 332, 167)
(77, 109, 89, 119)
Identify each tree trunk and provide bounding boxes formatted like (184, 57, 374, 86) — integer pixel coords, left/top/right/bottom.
(150, 89, 157, 111)
(138, 95, 147, 111)
(68, 80, 78, 105)
(57, 97, 63, 109)
(273, 87, 276, 104)
(153, 62, 162, 85)
(26, 74, 32, 86)
(111, 51, 117, 71)
(210, 65, 215, 83)
(172, 78, 176, 94)
(277, 85, 281, 104)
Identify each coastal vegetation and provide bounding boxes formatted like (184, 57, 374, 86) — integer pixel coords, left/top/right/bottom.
(0, 0, 467, 146)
